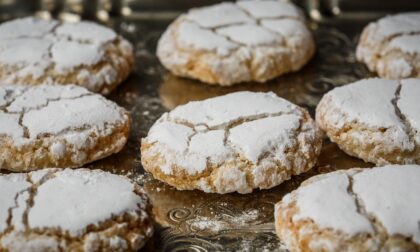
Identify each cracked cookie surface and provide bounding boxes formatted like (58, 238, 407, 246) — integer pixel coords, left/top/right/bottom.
(356, 12, 420, 79)
(141, 91, 322, 194)
(0, 17, 134, 95)
(316, 78, 420, 165)
(157, 0, 315, 85)
(0, 84, 130, 172)
(0, 168, 153, 252)
(274, 165, 420, 252)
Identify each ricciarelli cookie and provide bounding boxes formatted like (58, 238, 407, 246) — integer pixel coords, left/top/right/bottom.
(316, 78, 420, 165)
(0, 17, 134, 94)
(141, 91, 322, 194)
(0, 84, 130, 172)
(275, 165, 420, 251)
(157, 0, 314, 85)
(357, 12, 420, 79)
(0, 168, 153, 252)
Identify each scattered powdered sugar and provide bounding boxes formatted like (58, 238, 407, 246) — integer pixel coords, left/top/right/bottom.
(187, 209, 260, 232)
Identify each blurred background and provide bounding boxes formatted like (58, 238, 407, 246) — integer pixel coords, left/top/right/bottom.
(1, 0, 420, 22)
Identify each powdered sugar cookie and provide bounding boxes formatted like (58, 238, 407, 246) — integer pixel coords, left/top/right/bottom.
(141, 91, 322, 194)
(357, 12, 420, 79)
(0, 17, 134, 95)
(157, 1, 314, 85)
(0, 84, 130, 172)
(275, 165, 420, 251)
(0, 168, 153, 252)
(316, 78, 420, 165)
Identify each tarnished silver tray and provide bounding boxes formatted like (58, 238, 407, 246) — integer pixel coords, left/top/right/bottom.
(75, 15, 379, 251)
(85, 16, 374, 251)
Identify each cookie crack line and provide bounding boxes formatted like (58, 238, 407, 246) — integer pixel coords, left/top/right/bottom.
(372, 31, 420, 73)
(21, 171, 59, 231)
(45, 21, 62, 64)
(1, 170, 152, 251)
(172, 111, 299, 156)
(234, 2, 301, 26)
(3, 92, 97, 139)
(0, 88, 28, 111)
(27, 118, 122, 141)
(1, 177, 30, 238)
(0, 170, 58, 241)
(391, 80, 417, 151)
(346, 173, 388, 250)
(17, 112, 30, 138)
(3, 92, 94, 114)
(171, 18, 258, 78)
(169, 110, 298, 132)
(381, 30, 420, 45)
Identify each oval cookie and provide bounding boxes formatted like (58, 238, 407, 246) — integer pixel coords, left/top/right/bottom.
(141, 91, 322, 194)
(157, 1, 315, 85)
(0, 84, 130, 172)
(275, 165, 420, 251)
(357, 12, 420, 79)
(0, 17, 134, 94)
(316, 78, 420, 165)
(0, 168, 153, 252)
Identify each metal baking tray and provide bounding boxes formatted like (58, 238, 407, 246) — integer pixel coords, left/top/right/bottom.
(0, 7, 383, 251)
(84, 15, 381, 251)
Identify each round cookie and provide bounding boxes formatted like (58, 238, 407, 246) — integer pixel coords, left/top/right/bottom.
(0, 168, 153, 252)
(316, 78, 420, 165)
(0, 84, 131, 172)
(0, 17, 134, 95)
(141, 91, 322, 194)
(275, 165, 420, 252)
(157, 1, 314, 85)
(356, 12, 420, 79)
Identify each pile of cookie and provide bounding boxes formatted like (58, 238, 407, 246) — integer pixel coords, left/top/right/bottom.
(0, 1, 419, 251)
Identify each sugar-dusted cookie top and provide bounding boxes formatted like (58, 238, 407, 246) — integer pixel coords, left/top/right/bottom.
(316, 78, 420, 165)
(357, 12, 420, 79)
(0, 84, 130, 171)
(0, 168, 153, 252)
(0, 17, 134, 94)
(142, 91, 322, 194)
(157, 0, 314, 85)
(275, 165, 420, 251)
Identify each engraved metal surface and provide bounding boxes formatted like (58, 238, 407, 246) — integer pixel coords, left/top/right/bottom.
(81, 17, 378, 251)
(0, 14, 377, 251)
